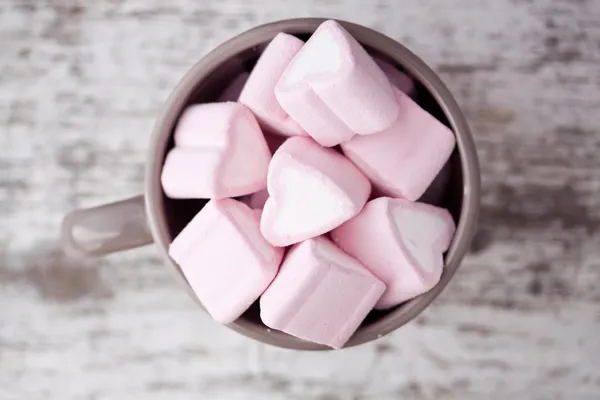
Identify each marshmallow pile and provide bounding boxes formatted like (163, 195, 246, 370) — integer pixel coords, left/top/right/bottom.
(162, 20, 456, 349)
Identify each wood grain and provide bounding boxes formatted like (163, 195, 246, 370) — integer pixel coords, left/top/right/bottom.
(1, 0, 599, 399)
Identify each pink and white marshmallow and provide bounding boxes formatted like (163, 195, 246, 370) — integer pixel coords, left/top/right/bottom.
(260, 236, 385, 348)
(331, 197, 456, 309)
(260, 136, 371, 247)
(239, 33, 307, 137)
(341, 89, 455, 200)
(161, 102, 271, 199)
(169, 198, 284, 323)
(217, 72, 250, 102)
(275, 20, 399, 147)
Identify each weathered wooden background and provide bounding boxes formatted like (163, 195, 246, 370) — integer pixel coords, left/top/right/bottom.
(1, 0, 599, 399)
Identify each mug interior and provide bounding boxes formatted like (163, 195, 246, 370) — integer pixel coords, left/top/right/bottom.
(149, 19, 474, 350)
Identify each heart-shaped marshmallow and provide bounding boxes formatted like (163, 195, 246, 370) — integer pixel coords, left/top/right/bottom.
(341, 88, 456, 201)
(331, 197, 456, 309)
(260, 136, 371, 247)
(260, 236, 385, 349)
(161, 102, 271, 199)
(239, 33, 307, 138)
(217, 72, 249, 102)
(275, 20, 399, 147)
(170, 198, 284, 323)
(373, 56, 415, 97)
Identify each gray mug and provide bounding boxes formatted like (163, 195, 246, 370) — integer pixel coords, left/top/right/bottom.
(61, 18, 481, 350)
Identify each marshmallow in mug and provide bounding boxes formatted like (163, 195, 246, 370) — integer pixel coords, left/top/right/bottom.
(331, 197, 456, 309)
(161, 102, 271, 199)
(260, 136, 371, 247)
(341, 88, 456, 201)
(260, 236, 385, 349)
(239, 33, 308, 138)
(275, 20, 399, 147)
(169, 198, 284, 323)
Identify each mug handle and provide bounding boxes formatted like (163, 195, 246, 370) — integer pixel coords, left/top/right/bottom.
(61, 195, 154, 258)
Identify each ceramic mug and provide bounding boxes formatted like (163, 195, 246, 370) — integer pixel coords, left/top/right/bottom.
(61, 18, 481, 350)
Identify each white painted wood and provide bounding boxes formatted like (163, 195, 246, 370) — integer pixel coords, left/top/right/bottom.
(1, 0, 599, 399)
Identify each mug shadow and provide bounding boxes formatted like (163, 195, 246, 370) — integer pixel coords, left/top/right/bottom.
(0, 240, 112, 303)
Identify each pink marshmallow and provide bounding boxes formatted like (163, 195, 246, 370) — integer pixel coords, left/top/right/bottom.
(217, 72, 249, 102)
(260, 136, 371, 247)
(374, 57, 415, 97)
(275, 20, 398, 147)
(161, 148, 220, 199)
(161, 102, 271, 199)
(169, 199, 284, 323)
(341, 89, 456, 200)
(260, 236, 385, 348)
(239, 33, 307, 137)
(331, 197, 455, 309)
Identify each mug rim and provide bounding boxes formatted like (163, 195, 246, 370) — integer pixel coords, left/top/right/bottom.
(145, 18, 481, 350)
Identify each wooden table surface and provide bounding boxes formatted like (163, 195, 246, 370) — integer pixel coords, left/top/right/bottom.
(1, 1, 599, 399)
